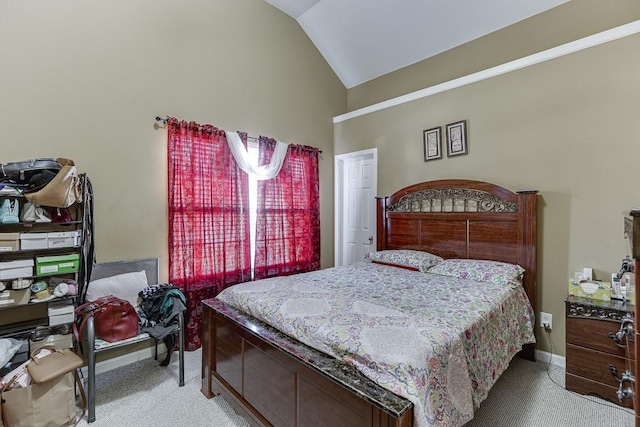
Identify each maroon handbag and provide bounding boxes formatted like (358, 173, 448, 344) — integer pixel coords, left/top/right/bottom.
(74, 295, 139, 342)
(48, 206, 73, 223)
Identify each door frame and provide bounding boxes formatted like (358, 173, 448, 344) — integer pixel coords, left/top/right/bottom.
(334, 148, 378, 266)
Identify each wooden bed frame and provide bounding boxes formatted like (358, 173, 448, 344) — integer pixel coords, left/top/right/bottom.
(201, 179, 538, 427)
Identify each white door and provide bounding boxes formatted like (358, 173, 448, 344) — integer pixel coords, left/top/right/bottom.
(335, 149, 377, 266)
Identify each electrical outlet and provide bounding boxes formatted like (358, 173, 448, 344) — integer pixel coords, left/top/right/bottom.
(540, 312, 552, 330)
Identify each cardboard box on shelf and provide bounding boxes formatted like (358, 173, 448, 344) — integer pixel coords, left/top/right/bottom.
(0, 259, 34, 280)
(35, 254, 79, 276)
(19, 233, 49, 250)
(0, 233, 20, 252)
(47, 231, 80, 249)
(48, 302, 74, 326)
(0, 288, 32, 307)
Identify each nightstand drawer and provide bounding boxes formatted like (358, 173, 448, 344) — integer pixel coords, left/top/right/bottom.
(566, 316, 634, 359)
(566, 343, 634, 388)
(566, 373, 634, 409)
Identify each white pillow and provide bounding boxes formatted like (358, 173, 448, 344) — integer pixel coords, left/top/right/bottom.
(87, 270, 148, 308)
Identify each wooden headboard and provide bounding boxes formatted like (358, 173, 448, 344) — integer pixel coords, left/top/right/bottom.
(376, 179, 538, 359)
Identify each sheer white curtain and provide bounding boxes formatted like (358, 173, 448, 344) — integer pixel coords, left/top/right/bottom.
(225, 131, 288, 180)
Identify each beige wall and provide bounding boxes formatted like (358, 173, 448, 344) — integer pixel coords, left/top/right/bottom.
(336, 29, 640, 355)
(0, 0, 346, 279)
(348, 0, 640, 110)
(3, 0, 639, 359)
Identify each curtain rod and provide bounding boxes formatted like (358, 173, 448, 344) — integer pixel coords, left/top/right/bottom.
(155, 116, 322, 153)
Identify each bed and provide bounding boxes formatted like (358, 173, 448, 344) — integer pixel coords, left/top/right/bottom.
(201, 179, 538, 427)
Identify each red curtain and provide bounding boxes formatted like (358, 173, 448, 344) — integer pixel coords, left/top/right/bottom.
(254, 138, 320, 279)
(167, 118, 251, 351)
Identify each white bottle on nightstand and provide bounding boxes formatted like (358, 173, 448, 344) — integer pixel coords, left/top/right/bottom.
(623, 272, 635, 304)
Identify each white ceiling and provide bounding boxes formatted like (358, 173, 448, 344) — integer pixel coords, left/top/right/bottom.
(264, 0, 569, 89)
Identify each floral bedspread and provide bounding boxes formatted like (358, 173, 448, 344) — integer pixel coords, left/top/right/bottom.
(216, 262, 535, 427)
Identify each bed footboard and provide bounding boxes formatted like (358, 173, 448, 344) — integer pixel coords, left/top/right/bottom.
(201, 300, 412, 427)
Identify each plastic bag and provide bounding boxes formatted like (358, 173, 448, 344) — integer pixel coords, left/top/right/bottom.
(0, 338, 23, 368)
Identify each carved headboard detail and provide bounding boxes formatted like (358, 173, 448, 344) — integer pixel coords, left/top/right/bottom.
(387, 188, 518, 213)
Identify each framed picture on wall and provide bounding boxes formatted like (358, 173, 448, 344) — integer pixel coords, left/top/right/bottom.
(446, 120, 468, 157)
(423, 126, 442, 161)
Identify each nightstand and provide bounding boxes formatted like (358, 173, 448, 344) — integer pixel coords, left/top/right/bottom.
(565, 296, 635, 407)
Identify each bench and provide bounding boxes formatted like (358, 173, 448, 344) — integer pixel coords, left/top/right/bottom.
(82, 258, 184, 423)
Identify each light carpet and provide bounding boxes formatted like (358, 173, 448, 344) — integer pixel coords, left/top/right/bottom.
(466, 357, 634, 427)
(76, 349, 248, 427)
(76, 349, 634, 427)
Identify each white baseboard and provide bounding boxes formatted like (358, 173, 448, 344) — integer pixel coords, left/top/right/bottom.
(535, 349, 566, 369)
(80, 344, 167, 377)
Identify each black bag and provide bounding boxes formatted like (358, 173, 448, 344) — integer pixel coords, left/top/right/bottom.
(0, 158, 62, 186)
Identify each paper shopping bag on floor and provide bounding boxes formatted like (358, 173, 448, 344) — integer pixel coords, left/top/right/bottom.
(1, 372, 76, 427)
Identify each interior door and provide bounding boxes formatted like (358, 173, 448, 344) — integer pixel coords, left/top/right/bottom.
(335, 149, 377, 266)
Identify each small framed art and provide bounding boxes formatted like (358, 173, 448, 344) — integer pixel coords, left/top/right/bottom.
(446, 120, 468, 157)
(423, 126, 442, 161)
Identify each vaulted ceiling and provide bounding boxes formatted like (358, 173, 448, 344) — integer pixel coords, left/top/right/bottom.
(264, 0, 569, 89)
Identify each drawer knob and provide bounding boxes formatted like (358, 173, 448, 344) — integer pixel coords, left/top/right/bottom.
(609, 364, 635, 402)
(607, 331, 629, 348)
(617, 385, 634, 402)
(607, 318, 634, 348)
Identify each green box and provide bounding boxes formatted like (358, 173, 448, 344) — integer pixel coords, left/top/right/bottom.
(568, 278, 612, 301)
(36, 254, 79, 276)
